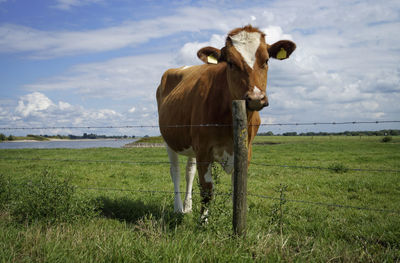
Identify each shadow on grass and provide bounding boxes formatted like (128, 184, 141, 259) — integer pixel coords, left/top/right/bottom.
(96, 196, 184, 228)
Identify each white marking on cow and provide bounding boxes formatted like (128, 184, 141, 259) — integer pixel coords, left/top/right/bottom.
(230, 31, 261, 69)
(254, 86, 262, 94)
(181, 66, 192, 70)
(253, 86, 265, 100)
(183, 157, 196, 213)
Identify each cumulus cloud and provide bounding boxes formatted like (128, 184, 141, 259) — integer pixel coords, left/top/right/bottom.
(262, 26, 293, 44)
(16, 92, 55, 117)
(3, 92, 157, 135)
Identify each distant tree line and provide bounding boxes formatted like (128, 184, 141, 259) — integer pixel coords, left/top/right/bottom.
(258, 130, 400, 136)
(46, 133, 136, 139)
(0, 134, 15, 141)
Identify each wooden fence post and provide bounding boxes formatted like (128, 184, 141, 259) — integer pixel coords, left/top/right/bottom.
(232, 100, 248, 237)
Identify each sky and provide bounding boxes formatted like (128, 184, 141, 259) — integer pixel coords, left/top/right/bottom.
(0, 0, 399, 136)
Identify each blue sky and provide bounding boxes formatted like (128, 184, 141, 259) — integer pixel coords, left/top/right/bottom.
(1, 0, 400, 136)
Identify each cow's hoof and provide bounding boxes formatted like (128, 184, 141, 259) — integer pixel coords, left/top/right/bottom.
(199, 209, 209, 225)
(183, 199, 192, 213)
(174, 205, 184, 214)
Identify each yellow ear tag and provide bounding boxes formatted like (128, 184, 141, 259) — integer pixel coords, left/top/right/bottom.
(276, 48, 287, 60)
(207, 55, 218, 64)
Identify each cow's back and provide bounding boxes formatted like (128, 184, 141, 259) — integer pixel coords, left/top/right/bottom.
(157, 65, 207, 152)
(156, 65, 203, 107)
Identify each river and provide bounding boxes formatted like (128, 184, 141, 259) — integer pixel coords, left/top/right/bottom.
(0, 139, 138, 149)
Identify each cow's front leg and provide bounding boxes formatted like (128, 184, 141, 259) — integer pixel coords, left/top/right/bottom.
(167, 146, 183, 213)
(197, 160, 213, 223)
(183, 157, 196, 213)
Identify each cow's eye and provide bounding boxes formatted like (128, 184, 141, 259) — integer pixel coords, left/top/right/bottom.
(260, 59, 268, 69)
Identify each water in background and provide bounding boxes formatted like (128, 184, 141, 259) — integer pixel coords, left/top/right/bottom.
(0, 139, 137, 149)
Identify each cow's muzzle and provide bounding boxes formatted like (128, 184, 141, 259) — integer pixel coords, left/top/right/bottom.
(245, 90, 269, 111)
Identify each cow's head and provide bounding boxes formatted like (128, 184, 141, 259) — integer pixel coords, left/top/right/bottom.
(197, 25, 296, 111)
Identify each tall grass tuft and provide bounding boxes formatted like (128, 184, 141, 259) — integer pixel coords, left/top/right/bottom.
(328, 163, 349, 173)
(0, 174, 12, 209)
(9, 170, 98, 224)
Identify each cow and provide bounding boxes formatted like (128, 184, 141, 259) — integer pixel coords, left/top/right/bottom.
(156, 25, 296, 219)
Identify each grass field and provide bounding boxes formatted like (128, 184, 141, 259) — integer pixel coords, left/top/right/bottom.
(0, 136, 399, 262)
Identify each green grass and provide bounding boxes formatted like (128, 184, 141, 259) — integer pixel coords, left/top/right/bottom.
(0, 136, 399, 262)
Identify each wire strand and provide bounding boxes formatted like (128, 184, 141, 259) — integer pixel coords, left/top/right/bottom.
(1, 120, 399, 130)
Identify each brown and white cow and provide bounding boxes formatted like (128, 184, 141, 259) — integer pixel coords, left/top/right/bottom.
(156, 25, 296, 218)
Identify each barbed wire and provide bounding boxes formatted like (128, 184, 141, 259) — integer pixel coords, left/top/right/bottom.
(75, 186, 400, 214)
(0, 120, 399, 130)
(1, 156, 399, 173)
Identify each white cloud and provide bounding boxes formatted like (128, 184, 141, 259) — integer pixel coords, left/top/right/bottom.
(16, 92, 55, 117)
(58, 101, 72, 110)
(262, 26, 293, 44)
(52, 0, 103, 10)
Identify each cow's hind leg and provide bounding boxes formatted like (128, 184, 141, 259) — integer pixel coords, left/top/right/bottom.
(196, 160, 213, 223)
(183, 157, 196, 213)
(167, 146, 183, 213)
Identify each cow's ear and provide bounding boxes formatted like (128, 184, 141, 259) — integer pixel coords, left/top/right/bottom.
(197, 47, 222, 64)
(268, 40, 296, 60)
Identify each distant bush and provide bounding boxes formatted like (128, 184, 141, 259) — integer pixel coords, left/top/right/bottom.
(27, 134, 48, 141)
(0, 133, 5, 141)
(7, 135, 15, 141)
(9, 170, 98, 224)
(381, 136, 393, 143)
